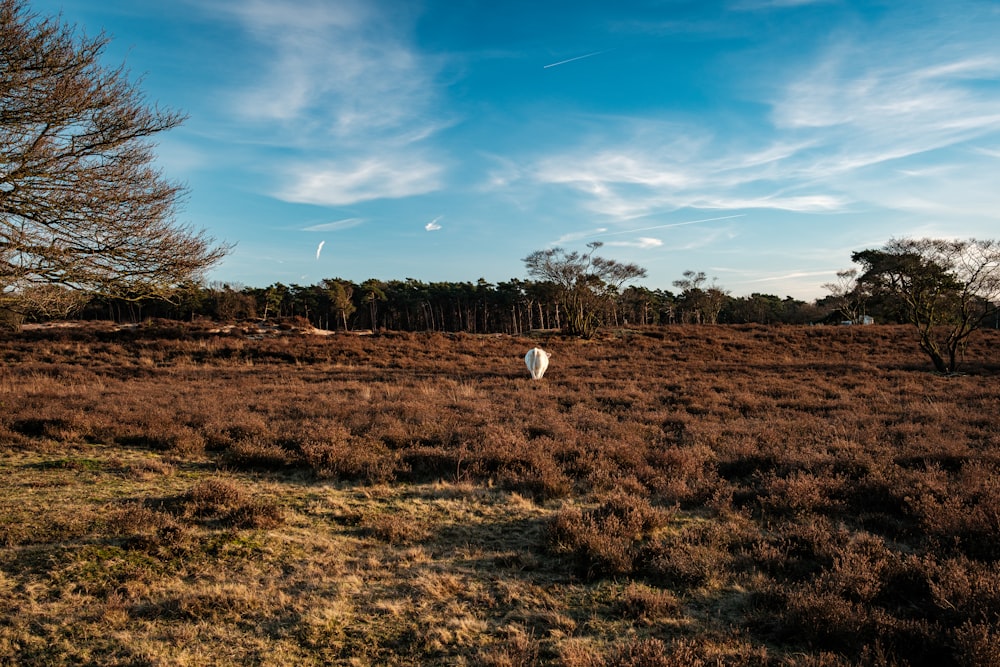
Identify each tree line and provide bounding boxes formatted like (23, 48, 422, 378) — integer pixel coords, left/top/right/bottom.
(4, 274, 860, 332)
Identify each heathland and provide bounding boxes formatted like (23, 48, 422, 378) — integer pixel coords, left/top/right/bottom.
(1, 322, 998, 666)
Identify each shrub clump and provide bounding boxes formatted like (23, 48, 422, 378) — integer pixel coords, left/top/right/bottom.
(181, 479, 284, 529)
(301, 433, 398, 483)
(104, 502, 188, 552)
(546, 493, 673, 579)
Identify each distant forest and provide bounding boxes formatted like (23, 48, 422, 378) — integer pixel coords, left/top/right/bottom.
(31, 276, 982, 333)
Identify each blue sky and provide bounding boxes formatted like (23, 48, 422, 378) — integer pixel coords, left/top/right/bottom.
(31, 0, 1000, 300)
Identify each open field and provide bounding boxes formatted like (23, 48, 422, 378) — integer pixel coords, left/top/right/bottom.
(1, 322, 998, 666)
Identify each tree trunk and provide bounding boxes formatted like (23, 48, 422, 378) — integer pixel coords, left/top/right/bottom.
(919, 334, 949, 373)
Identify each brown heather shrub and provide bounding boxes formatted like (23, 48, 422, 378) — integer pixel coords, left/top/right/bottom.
(603, 636, 773, 667)
(903, 460, 1000, 561)
(174, 478, 284, 529)
(606, 637, 676, 667)
(104, 502, 176, 535)
(104, 502, 188, 552)
(547, 505, 637, 578)
(819, 533, 903, 603)
(641, 521, 737, 589)
(185, 478, 246, 514)
(223, 435, 297, 469)
(157, 424, 208, 456)
(772, 586, 870, 653)
(2, 323, 999, 665)
(120, 456, 175, 479)
(199, 410, 273, 450)
(459, 420, 577, 499)
(599, 491, 674, 533)
(399, 444, 465, 480)
(358, 510, 430, 544)
(748, 517, 843, 583)
(760, 545, 959, 665)
(301, 432, 397, 483)
(225, 496, 285, 530)
(616, 582, 681, 623)
(760, 469, 846, 517)
(643, 442, 718, 505)
(953, 621, 1000, 667)
(496, 454, 574, 500)
(924, 555, 1000, 626)
(8, 415, 81, 443)
(547, 493, 672, 579)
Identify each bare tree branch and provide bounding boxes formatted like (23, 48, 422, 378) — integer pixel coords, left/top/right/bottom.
(523, 244, 646, 337)
(0, 0, 228, 313)
(853, 237, 1000, 373)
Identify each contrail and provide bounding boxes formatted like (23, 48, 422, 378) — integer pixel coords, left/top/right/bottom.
(595, 214, 745, 237)
(544, 49, 612, 69)
(315, 240, 325, 260)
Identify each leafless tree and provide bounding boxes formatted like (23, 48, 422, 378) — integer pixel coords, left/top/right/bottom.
(523, 242, 647, 337)
(822, 269, 867, 323)
(0, 0, 227, 317)
(673, 270, 729, 324)
(853, 238, 1000, 373)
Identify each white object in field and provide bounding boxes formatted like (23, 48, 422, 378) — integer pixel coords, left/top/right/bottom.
(525, 347, 551, 380)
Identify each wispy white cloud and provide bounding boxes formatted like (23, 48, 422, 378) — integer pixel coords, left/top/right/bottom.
(606, 237, 663, 249)
(771, 21, 1000, 166)
(762, 8, 1000, 224)
(972, 146, 1000, 159)
(552, 216, 743, 255)
(748, 269, 842, 283)
(537, 149, 698, 191)
(846, 153, 1000, 222)
(425, 216, 443, 231)
(529, 3, 1000, 233)
(555, 227, 609, 244)
(598, 215, 746, 236)
(533, 140, 847, 221)
(696, 194, 847, 212)
(202, 0, 450, 206)
(302, 218, 366, 232)
(707, 266, 848, 300)
(216, 0, 440, 139)
(279, 156, 443, 206)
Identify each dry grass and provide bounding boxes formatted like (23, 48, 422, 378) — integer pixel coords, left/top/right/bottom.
(0, 322, 998, 665)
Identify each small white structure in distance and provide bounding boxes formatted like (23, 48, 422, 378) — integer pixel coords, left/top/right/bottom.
(840, 315, 875, 326)
(525, 347, 551, 380)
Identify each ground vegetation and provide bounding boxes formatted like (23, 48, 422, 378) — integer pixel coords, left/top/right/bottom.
(1, 322, 998, 664)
